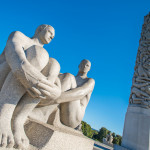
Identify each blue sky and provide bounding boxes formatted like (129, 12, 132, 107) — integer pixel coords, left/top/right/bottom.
(0, 0, 150, 135)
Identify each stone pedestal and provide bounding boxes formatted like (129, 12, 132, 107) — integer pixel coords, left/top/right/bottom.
(0, 119, 94, 150)
(120, 105, 150, 150)
(103, 140, 113, 147)
(24, 119, 94, 150)
(114, 144, 129, 150)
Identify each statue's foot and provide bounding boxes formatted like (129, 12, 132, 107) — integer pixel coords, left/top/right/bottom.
(14, 126, 29, 150)
(0, 128, 14, 148)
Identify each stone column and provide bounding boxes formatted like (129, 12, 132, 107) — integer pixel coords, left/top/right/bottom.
(129, 12, 150, 107)
(115, 12, 150, 150)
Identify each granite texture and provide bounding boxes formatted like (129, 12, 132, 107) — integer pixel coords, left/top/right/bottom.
(0, 119, 94, 150)
(24, 119, 94, 150)
(114, 144, 129, 150)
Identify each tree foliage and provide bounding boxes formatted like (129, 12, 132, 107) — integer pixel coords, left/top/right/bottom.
(81, 121, 122, 146)
(93, 127, 109, 142)
(81, 121, 93, 138)
(113, 135, 122, 145)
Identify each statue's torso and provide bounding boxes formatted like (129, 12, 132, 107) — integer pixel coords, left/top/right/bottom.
(0, 31, 49, 91)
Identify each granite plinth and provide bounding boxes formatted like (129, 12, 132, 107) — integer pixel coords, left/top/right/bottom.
(121, 105, 150, 150)
(0, 119, 94, 150)
(25, 119, 94, 150)
(114, 144, 129, 150)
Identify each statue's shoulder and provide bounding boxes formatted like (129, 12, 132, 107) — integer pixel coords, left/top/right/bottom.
(88, 78, 95, 83)
(8, 31, 29, 42)
(87, 78, 95, 87)
(49, 57, 59, 64)
(49, 57, 60, 65)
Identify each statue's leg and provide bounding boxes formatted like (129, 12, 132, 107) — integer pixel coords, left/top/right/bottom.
(29, 104, 59, 123)
(59, 73, 77, 91)
(0, 71, 26, 148)
(12, 48, 51, 149)
(12, 94, 41, 149)
(57, 73, 77, 128)
(46, 73, 77, 128)
(59, 74, 85, 128)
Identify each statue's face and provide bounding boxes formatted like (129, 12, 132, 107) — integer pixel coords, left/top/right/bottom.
(39, 26, 55, 44)
(79, 60, 91, 73)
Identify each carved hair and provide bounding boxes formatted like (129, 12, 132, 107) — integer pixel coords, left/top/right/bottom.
(34, 24, 54, 37)
(80, 59, 91, 65)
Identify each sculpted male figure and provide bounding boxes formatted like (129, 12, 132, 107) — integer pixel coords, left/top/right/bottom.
(0, 25, 61, 149)
(28, 59, 95, 129)
(59, 59, 95, 128)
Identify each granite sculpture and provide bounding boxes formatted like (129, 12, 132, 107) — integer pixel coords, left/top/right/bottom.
(115, 12, 150, 150)
(103, 133, 113, 147)
(129, 13, 150, 108)
(0, 24, 95, 150)
(28, 59, 95, 128)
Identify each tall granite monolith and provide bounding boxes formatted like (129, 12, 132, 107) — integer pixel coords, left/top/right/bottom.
(115, 12, 150, 150)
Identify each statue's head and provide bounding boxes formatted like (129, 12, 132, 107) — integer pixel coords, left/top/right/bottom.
(78, 59, 91, 73)
(34, 24, 55, 44)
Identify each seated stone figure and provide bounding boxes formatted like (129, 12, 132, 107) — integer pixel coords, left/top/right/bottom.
(28, 59, 95, 129)
(12, 59, 94, 150)
(59, 59, 95, 128)
(0, 24, 95, 150)
(0, 25, 61, 149)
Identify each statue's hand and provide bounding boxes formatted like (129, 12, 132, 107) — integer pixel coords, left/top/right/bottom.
(12, 62, 61, 99)
(36, 78, 61, 100)
(25, 78, 61, 100)
(12, 62, 48, 97)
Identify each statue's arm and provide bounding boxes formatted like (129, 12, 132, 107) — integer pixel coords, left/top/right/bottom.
(37, 58, 61, 100)
(4, 31, 54, 98)
(56, 78, 95, 104)
(4, 31, 30, 71)
(4, 31, 39, 79)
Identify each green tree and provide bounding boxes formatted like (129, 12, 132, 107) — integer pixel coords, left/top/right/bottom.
(92, 130, 98, 136)
(92, 130, 98, 140)
(94, 127, 109, 142)
(113, 137, 120, 145)
(116, 135, 122, 145)
(81, 121, 93, 138)
(112, 134, 122, 146)
(112, 132, 115, 138)
(81, 121, 122, 146)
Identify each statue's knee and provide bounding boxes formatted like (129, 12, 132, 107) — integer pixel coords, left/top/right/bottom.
(64, 73, 73, 79)
(63, 73, 76, 88)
